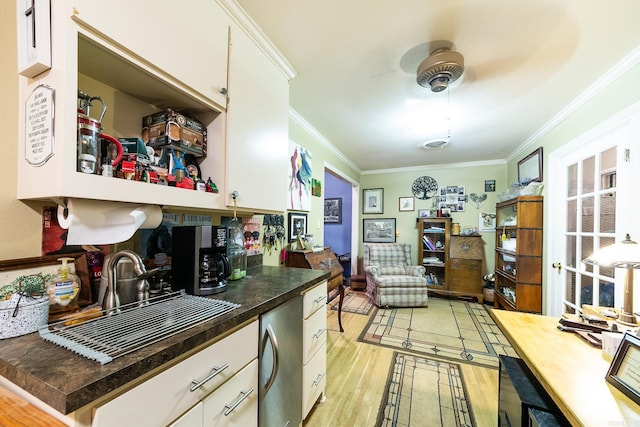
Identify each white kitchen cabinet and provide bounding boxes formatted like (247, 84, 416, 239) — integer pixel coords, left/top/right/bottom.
(70, 0, 229, 108)
(301, 281, 327, 419)
(302, 341, 327, 418)
(17, 1, 228, 210)
(171, 359, 258, 427)
(17, 1, 294, 215)
(202, 358, 258, 426)
(225, 21, 290, 213)
(91, 319, 258, 427)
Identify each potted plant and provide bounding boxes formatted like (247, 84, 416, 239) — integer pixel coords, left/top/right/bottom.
(0, 273, 52, 339)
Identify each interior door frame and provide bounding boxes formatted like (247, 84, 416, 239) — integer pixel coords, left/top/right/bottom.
(324, 161, 360, 275)
(546, 101, 640, 316)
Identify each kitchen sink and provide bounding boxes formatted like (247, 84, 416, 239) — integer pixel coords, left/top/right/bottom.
(39, 291, 240, 364)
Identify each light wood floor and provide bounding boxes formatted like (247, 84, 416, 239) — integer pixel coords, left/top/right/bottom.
(303, 303, 499, 427)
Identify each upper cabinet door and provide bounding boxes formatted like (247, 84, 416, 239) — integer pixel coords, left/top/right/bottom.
(226, 23, 290, 213)
(71, 0, 229, 108)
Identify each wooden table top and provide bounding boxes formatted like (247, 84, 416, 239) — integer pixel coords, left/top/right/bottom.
(490, 309, 640, 427)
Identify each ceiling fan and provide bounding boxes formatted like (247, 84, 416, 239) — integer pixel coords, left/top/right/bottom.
(416, 46, 465, 92)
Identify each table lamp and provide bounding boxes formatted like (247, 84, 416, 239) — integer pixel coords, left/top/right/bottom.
(583, 234, 640, 325)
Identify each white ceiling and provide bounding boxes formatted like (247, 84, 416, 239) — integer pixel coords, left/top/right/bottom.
(235, 0, 640, 172)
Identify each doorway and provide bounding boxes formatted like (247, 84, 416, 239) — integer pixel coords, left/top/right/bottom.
(546, 103, 640, 316)
(323, 166, 359, 280)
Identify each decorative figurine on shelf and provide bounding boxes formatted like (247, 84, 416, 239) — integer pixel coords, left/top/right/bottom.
(206, 177, 219, 193)
(169, 147, 187, 176)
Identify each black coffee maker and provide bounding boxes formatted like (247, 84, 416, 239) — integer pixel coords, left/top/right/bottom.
(171, 226, 230, 295)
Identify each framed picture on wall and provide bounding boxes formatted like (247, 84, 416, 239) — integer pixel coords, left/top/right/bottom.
(399, 196, 414, 212)
(518, 147, 543, 183)
(363, 218, 396, 243)
(288, 212, 307, 241)
(324, 198, 342, 224)
(363, 188, 383, 214)
(479, 212, 497, 232)
(485, 180, 496, 192)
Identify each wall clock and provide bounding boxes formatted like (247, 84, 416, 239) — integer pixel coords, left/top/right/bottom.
(412, 176, 438, 200)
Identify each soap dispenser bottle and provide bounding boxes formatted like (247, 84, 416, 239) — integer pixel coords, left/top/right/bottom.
(47, 257, 81, 315)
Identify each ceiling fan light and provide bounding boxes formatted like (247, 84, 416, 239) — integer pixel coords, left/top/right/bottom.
(417, 47, 464, 92)
(428, 74, 450, 92)
(423, 139, 449, 150)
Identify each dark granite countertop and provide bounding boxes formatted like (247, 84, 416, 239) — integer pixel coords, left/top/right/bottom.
(0, 265, 328, 415)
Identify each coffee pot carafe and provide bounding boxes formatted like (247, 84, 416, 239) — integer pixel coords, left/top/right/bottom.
(227, 218, 247, 280)
(171, 226, 231, 295)
(77, 91, 124, 175)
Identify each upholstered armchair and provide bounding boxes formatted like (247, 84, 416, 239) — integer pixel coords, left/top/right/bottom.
(363, 243, 428, 307)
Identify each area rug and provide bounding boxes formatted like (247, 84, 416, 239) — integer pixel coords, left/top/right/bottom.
(359, 296, 517, 369)
(376, 352, 475, 427)
(329, 289, 374, 315)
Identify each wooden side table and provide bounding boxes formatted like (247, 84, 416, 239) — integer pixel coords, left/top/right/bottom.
(286, 247, 345, 332)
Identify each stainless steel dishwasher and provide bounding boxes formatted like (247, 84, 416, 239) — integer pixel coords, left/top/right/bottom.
(259, 295, 303, 427)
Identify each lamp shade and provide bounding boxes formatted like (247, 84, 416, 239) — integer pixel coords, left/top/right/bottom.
(583, 234, 640, 269)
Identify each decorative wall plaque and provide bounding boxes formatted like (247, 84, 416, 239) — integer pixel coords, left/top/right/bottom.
(25, 85, 54, 166)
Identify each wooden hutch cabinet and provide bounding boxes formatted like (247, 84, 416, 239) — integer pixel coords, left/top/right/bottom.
(418, 218, 484, 301)
(494, 196, 543, 313)
(448, 235, 484, 301)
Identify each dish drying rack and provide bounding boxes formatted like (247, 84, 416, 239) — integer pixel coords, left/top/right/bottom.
(39, 291, 240, 365)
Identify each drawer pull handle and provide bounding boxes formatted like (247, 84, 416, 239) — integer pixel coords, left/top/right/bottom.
(312, 372, 326, 386)
(313, 328, 326, 339)
(224, 387, 255, 416)
(190, 363, 229, 392)
(313, 295, 327, 304)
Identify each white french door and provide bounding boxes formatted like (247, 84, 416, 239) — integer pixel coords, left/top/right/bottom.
(546, 104, 640, 317)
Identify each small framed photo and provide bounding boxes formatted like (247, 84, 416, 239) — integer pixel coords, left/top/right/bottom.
(363, 188, 384, 214)
(399, 196, 414, 212)
(363, 218, 396, 243)
(485, 180, 496, 192)
(606, 332, 640, 405)
(418, 209, 433, 218)
(324, 198, 342, 224)
(479, 212, 496, 232)
(288, 212, 307, 241)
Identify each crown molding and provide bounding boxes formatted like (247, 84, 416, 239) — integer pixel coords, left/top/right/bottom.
(217, 0, 296, 80)
(360, 159, 507, 176)
(289, 108, 362, 174)
(508, 46, 640, 163)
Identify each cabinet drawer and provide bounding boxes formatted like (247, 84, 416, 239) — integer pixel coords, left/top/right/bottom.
(303, 281, 328, 319)
(168, 403, 203, 427)
(449, 259, 482, 271)
(202, 359, 258, 427)
(302, 343, 327, 419)
(449, 259, 482, 294)
(303, 308, 327, 364)
(93, 320, 258, 427)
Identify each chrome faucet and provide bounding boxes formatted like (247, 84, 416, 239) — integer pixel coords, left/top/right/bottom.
(102, 250, 149, 315)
